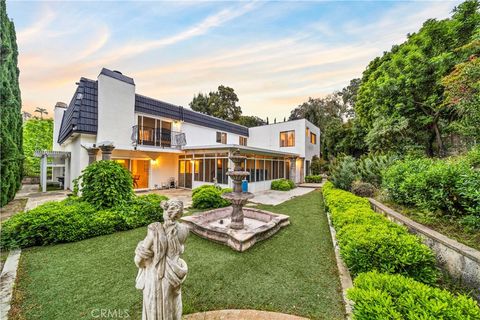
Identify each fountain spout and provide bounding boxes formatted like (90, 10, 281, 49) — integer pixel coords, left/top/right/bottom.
(221, 149, 254, 229)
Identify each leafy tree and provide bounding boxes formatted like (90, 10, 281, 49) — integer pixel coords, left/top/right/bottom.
(289, 78, 365, 159)
(23, 119, 53, 176)
(235, 115, 266, 127)
(355, 0, 480, 156)
(0, 0, 23, 207)
(190, 85, 242, 121)
(442, 41, 480, 143)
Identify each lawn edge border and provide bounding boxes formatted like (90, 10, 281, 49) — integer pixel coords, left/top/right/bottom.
(0, 249, 21, 320)
(325, 210, 353, 319)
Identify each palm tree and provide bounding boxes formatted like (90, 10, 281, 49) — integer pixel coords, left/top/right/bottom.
(34, 107, 48, 119)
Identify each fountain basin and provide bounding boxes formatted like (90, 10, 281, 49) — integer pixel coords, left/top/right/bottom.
(181, 207, 290, 252)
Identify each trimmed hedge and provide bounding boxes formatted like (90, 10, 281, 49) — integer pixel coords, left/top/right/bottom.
(323, 181, 438, 284)
(0, 194, 168, 249)
(348, 271, 480, 319)
(305, 175, 323, 183)
(271, 179, 295, 191)
(192, 185, 232, 209)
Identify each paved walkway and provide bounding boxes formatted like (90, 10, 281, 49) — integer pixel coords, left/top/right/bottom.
(249, 187, 316, 206)
(184, 310, 309, 320)
(12, 184, 69, 212)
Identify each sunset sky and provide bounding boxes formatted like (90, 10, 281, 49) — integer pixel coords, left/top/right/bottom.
(8, 0, 461, 120)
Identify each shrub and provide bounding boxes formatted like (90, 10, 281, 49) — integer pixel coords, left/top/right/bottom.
(305, 175, 323, 183)
(323, 182, 438, 284)
(351, 181, 376, 197)
(357, 153, 397, 188)
(192, 185, 231, 209)
(0, 194, 168, 249)
(348, 271, 480, 320)
(76, 160, 134, 209)
(329, 156, 357, 191)
(460, 215, 480, 232)
(271, 179, 295, 191)
(310, 155, 328, 174)
(383, 157, 480, 216)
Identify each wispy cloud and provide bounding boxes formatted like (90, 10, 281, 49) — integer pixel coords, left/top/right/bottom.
(8, 0, 461, 119)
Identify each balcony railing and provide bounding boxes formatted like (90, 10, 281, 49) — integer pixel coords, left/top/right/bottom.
(131, 125, 186, 148)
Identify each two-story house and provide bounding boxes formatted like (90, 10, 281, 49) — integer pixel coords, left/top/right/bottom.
(52, 68, 320, 193)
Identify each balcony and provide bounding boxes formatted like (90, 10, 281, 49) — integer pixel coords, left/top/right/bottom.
(131, 125, 186, 148)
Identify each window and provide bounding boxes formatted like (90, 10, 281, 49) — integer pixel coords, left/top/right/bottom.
(194, 160, 204, 182)
(265, 160, 272, 180)
(280, 130, 295, 147)
(272, 161, 279, 180)
(306, 127, 310, 137)
(246, 159, 255, 182)
(279, 160, 285, 179)
(239, 136, 247, 146)
(216, 132, 227, 144)
(256, 159, 264, 181)
(310, 132, 317, 144)
(216, 158, 228, 184)
(205, 159, 216, 182)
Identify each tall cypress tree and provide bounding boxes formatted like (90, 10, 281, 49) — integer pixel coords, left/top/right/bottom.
(0, 0, 23, 207)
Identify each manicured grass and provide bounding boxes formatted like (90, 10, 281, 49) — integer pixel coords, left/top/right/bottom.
(11, 190, 345, 320)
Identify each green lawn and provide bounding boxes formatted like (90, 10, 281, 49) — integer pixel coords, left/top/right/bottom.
(11, 190, 345, 320)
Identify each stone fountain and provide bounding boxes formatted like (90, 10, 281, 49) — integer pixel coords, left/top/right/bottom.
(182, 150, 289, 251)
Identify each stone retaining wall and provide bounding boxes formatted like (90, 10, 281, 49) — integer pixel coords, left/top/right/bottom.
(369, 198, 480, 301)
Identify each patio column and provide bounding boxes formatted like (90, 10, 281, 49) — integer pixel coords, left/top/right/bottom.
(299, 158, 305, 183)
(98, 142, 115, 160)
(64, 156, 70, 190)
(40, 154, 47, 192)
(289, 157, 296, 183)
(85, 147, 99, 164)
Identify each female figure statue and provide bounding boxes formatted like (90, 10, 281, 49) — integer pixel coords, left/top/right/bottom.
(134, 200, 189, 320)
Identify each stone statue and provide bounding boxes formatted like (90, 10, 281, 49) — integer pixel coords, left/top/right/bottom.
(134, 199, 189, 320)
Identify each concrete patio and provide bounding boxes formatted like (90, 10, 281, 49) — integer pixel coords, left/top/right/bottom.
(248, 187, 317, 206)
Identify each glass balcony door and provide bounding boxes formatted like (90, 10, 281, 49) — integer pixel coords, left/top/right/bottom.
(137, 115, 172, 147)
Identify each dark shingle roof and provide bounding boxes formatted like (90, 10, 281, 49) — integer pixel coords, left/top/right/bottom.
(135, 95, 249, 136)
(99, 68, 135, 85)
(57, 78, 97, 144)
(58, 70, 249, 143)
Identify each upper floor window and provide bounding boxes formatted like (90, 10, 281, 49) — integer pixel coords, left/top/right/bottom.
(306, 127, 310, 137)
(310, 132, 317, 144)
(216, 131, 227, 144)
(280, 130, 295, 147)
(239, 136, 247, 146)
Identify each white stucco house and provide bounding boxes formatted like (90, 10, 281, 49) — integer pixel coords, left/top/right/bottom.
(50, 68, 320, 193)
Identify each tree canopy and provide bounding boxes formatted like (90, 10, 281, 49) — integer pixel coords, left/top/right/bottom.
(289, 78, 365, 159)
(189, 85, 242, 122)
(355, 0, 480, 156)
(23, 119, 53, 177)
